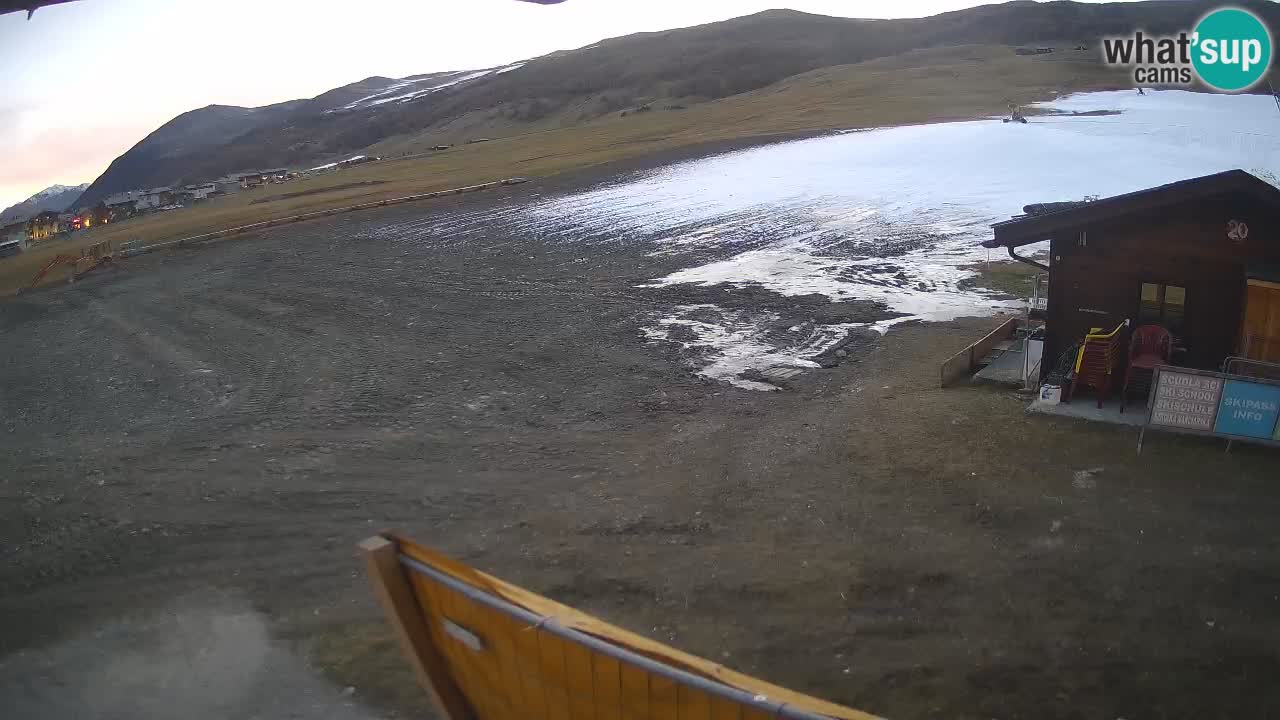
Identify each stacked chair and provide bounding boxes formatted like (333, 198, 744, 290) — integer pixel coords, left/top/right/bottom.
(1064, 320, 1129, 408)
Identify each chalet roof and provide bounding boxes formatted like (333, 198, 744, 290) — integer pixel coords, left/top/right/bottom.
(0, 1, 75, 17)
(983, 170, 1280, 249)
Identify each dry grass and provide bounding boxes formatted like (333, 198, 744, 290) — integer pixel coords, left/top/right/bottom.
(302, 621, 434, 718)
(960, 259, 1046, 297)
(0, 46, 1125, 296)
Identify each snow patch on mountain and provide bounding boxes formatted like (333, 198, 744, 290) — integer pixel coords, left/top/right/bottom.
(326, 63, 526, 114)
(0, 183, 90, 225)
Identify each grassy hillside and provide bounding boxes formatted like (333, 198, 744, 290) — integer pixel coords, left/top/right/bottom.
(1, 44, 1126, 296)
(76, 0, 1280, 206)
(378, 0, 1271, 121)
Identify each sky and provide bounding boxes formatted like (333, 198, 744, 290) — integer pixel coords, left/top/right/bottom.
(0, 0, 1103, 210)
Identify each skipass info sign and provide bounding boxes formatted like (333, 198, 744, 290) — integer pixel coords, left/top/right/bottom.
(1147, 367, 1280, 445)
(1215, 379, 1280, 441)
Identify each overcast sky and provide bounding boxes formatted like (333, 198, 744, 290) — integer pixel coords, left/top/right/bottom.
(0, 0, 1100, 209)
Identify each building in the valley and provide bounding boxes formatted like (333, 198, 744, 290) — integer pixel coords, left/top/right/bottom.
(984, 170, 1280, 380)
(237, 169, 290, 189)
(75, 203, 112, 229)
(179, 183, 218, 203)
(214, 174, 247, 194)
(0, 220, 28, 257)
(134, 187, 175, 211)
(104, 191, 141, 219)
(27, 210, 64, 242)
(94, 203, 112, 225)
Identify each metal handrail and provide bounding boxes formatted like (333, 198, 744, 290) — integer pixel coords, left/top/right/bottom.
(1224, 355, 1280, 380)
(398, 554, 841, 720)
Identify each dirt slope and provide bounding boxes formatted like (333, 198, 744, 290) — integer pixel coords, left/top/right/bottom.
(5, 161, 1280, 720)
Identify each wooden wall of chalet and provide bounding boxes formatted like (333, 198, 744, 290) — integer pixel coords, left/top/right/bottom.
(1043, 192, 1280, 378)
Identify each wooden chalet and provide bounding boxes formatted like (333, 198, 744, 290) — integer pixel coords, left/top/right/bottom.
(984, 170, 1280, 384)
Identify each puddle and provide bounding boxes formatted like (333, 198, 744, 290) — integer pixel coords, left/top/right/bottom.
(0, 595, 381, 720)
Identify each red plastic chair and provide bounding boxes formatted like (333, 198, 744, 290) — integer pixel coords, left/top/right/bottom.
(1120, 324, 1172, 413)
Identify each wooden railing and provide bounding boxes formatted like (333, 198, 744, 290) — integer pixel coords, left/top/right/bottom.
(939, 316, 1019, 387)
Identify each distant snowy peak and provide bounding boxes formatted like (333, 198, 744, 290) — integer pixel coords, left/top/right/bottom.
(326, 62, 526, 114)
(29, 183, 88, 201)
(0, 183, 90, 225)
(27, 183, 88, 199)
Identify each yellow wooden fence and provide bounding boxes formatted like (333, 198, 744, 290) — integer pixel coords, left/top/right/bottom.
(360, 534, 880, 720)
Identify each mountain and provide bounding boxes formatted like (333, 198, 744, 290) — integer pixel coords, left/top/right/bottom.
(76, 0, 1280, 206)
(0, 183, 90, 225)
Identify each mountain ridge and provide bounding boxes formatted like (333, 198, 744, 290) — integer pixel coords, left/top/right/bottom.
(74, 0, 1280, 207)
(1, 183, 90, 225)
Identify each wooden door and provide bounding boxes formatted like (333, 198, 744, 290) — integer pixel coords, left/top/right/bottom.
(1241, 280, 1280, 362)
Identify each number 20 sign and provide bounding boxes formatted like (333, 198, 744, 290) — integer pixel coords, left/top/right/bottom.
(1228, 219, 1250, 242)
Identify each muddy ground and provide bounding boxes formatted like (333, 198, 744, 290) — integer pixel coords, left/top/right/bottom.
(3, 153, 1280, 720)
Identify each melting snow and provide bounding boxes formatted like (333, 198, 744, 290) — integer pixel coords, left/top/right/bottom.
(307, 155, 366, 171)
(331, 80, 420, 113)
(642, 306, 820, 391)
(328, 63, 526, 113)
(364, 70, 497, 107)
(505, 90, 1280, 388)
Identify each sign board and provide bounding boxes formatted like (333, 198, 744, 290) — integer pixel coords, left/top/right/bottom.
(1215, 379, 1280, 439)
(1228, 219, 1250, 242)
(1149, 370, 1223, 431)
(1142, 366, 1280, 451)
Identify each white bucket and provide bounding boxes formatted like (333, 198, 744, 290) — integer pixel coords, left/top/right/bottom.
(1039, 384, 1062, 405)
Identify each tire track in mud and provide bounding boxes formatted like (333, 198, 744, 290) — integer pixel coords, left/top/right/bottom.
(184, 300, 295, 422)
(0, 174, 892, 654)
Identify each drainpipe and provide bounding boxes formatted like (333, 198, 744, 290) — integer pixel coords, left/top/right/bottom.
(1000, 243, 1049, 390)
(1007, 245, 1049, 272)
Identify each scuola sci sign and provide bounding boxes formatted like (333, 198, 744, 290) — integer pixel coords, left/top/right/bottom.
(1142, 367, 1280, 452)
